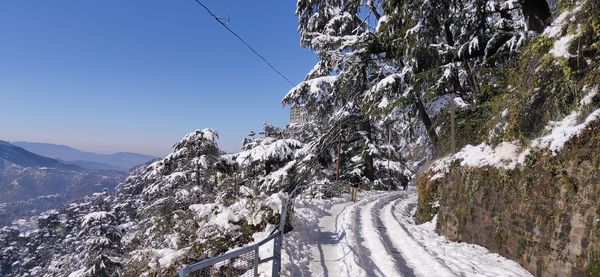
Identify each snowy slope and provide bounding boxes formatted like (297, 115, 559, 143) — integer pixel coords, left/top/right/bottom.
(0, 141, 125, 226)
(284, 190, 532, 276)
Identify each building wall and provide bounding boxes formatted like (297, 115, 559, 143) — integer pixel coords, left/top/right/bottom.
(290, 106, 306, 124)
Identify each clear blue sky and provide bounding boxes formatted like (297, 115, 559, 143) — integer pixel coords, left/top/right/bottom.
(0, 0, 316, 156)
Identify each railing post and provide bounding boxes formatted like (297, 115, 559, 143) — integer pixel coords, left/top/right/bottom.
(254, 247, 259, 276)
(271, 231, 282, 277)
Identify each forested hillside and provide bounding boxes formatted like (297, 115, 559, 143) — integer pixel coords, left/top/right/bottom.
(0, 141, 124, 227)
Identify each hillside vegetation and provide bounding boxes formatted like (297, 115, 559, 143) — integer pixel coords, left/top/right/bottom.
(415, 0, 600, 275)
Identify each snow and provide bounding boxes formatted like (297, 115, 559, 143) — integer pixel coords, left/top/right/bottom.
(282, 193, 370, 276)
(430, 85, 600, 179)
(543, 11, 569, 38)
(265, 192, 285, 214)
(189, 203, 217, 218)
(191, 156, 208, 168)
(374, 159, 406, 174)
(580, 86, 598, 106)
(284, 76, 337, 103)
(284, 190, 532, 276)
(380, 200, 455, 276)
(469, 37, 479, 54)
(190, 200, 262, 230)
(530, 84, 599, 155)
(211, 206, 242, 229)
(426, 95, 470, 117)
(427, 95, 452, 116)
(458, 142, 521, 168)
(150, 247, 190, 269)
(239, 185, 255, 197)
(431, 105, 600, 178)
(396, 193, 531, 276)
(81, 211, 111, 226)
(234, 138, 303, 167)
(67, 268, 85, 277)
(543, 3, 582, 38)
(252, 223, 277, 276)
(545, 2, 583, 59)
(178, 128, 219, 144)
(532, 108, 600, 155)
(430, 142, 524, 180)
(405, 20, 423, 37)
(376, 15, 388, 32)
(454, 97, 470, 108)
(165, 171, 186, 183)
(550, 33, 575, 58)
(263, 160, 296, 189)
(359, 198, 403, 276)
(11, 219, 29, 227)
(378, 96, 390, 109)
(372, 74, 401, 92)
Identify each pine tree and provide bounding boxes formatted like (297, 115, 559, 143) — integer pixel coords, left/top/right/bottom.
(286, 0, 413, 187)
(76, 193, 123, 277)
(289, 0, 533, 164)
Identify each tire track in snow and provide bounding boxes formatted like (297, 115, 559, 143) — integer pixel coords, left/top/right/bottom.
(290, 190, 532, 277)
(328, 200, 369, 276)
(382, 193, 457, 276)
(357, 194, 403, 276)
(342, 191, 452, 277)
(304, 198, 368, 277)
(349, 193, 387, 276)
(371, 192, 417, 277)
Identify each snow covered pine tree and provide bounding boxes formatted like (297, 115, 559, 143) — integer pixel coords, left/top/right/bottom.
(287, 0, 535, 179)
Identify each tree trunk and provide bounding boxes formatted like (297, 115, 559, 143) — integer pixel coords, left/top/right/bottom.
(413, 93, 439, 151)
(360, 117, 376, 181)
(463, 59, 481, 103)
(450, 93, 456, 153)
(336, 143, 340, 189)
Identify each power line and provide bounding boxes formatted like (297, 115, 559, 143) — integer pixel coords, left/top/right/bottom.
(192, 0, 295, 87)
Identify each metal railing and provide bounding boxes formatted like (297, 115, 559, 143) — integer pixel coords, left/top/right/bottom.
(177, 186, 302, 277)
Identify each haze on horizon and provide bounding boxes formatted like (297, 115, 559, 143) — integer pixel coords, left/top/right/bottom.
(0, 0, 316, 157)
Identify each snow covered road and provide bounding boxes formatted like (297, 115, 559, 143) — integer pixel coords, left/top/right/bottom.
(283, 189, 532, 277)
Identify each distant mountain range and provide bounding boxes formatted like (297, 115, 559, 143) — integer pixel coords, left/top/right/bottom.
(12, 141, 156, 172)
(0, 140, 77, 170)
(0, 140, 126, 226)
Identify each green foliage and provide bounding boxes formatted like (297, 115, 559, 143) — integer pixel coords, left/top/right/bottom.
(493, 215, 502, 231)
(422, 201, 440, 221)
(588, 255, 600, 277)
(415, 174, 440, 223)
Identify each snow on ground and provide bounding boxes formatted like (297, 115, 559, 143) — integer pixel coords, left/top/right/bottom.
(543, 2, 582, 39)
(550, 33, 576, 58)
(531, 108, 600, 154)
(430, 142, 526, 180)
(284, 189, 532, 276)
(359, 197, 400, 276)
(252, 223, 277, 276)
(282, 192, 372, 276)
(430, 86, 600, 180)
